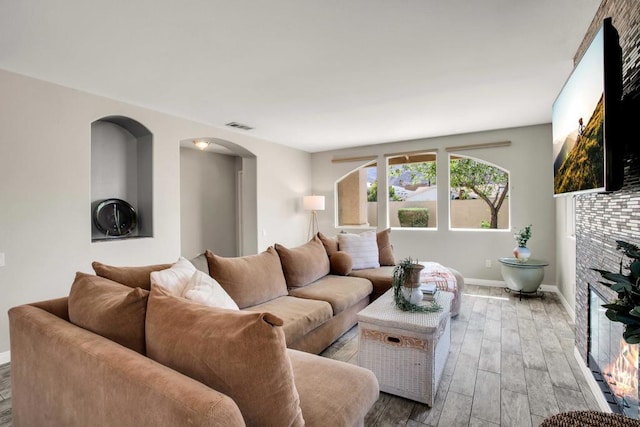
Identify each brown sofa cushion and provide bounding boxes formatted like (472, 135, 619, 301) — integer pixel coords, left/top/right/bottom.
(68, 272, 149, 354)
(288, 349, 379, 427)
(317, 232, 339, 257)
(330, 251, 353, 275)
(243, 296, 333, 345)
(92, 261, 172, 290)
(275, 236, 330, 288)
(205, 247, 288, 308)
(377, 228, 396, 266)
(288, 275, 372, 315)
(146, 286, 304, 426)
(349, 266, 396, 299)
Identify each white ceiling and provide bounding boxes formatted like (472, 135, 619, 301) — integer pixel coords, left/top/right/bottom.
(0, 0, 601, 153)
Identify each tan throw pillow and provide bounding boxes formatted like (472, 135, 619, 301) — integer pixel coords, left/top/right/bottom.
(377, 228, 396, 266)
(275, 236, 330, 288)
(92, 261, 172, 290)
(330, 251, 353, 276)
(317, 232, 339, 257)
(205, 247, 288, 308)
(68, 272, 149, 354)
(337, 231, 380, 270)
(146, 286, 304, 427)
(149, 257, 196, 296)
(183, 270, 239, 310)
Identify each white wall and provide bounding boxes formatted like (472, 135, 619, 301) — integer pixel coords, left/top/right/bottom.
(180, 148, 239, 258)
(311, 124, 556, 282)
(0, 68, 311, 353)
(555, 195, 577, 313)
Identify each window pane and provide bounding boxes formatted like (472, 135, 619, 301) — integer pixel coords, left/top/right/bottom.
(449, 155, 510, 229)
(387, 153, 437, 228)
(336, 162, 377, 227)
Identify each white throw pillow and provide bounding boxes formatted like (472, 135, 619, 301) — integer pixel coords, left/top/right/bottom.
(337, 231, 380, 270)
(149, 257, 196, 296)
(183, 270, 239, 310)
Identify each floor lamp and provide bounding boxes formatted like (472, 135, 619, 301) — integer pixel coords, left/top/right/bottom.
(303, 195, 325, 240)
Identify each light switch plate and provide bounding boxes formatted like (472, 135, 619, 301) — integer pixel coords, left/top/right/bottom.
(0, 253, 5, 267)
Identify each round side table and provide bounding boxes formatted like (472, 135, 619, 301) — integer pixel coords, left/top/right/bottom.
(499, 257, 548, 300)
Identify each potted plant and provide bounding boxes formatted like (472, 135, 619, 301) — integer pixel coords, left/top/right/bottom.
(513, 224, 532, 262)
(392, 257, 441, 312)
(593, 240, 640, 343)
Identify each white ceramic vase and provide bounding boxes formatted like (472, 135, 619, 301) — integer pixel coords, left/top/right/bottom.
(402, 286, 424, 304)
(513, 246, 531, 262)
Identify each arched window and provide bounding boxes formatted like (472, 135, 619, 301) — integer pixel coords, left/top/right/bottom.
(335, 161, 377, 227)
(387, 152, 437, 229)
(449, 154, 510, 230)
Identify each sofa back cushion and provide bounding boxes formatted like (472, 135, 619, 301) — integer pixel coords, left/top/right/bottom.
(376, 228, 396, 266)
(146, 285, 304, 426)
(68, 272, 149, 354)
(205, 246, 288, 308)
(337, 231, 380, 270)
(275, 236, 330, 288)
(92, 261, 172, 290)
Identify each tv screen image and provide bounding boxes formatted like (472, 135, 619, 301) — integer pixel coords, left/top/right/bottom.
(552, 18, 622, 196)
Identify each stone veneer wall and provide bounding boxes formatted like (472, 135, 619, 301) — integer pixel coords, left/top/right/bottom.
(574, 0, 640, 361)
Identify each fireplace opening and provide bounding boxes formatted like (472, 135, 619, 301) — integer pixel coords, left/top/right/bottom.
(589, 286, 640, 418)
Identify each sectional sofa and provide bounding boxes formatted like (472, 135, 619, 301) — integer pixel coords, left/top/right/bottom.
(8, 231, 463, 426)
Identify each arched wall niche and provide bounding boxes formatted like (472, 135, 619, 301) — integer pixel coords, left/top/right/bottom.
(91, 115, 153, 242)
(179, 137, 257, 258)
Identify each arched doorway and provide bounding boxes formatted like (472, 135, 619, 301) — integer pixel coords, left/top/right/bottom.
(179, 138, 257, 257)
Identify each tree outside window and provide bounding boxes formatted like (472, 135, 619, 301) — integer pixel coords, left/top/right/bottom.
(449, 155, 509, 229)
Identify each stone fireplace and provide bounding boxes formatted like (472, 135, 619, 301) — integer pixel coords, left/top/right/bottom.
(589, 286, 639, 416)
(572, 0, 640, 416)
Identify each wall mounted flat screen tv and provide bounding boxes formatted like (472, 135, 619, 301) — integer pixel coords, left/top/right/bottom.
(552, 17, 623, 196)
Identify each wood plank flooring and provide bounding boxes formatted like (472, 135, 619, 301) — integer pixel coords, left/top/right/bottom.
(320, 284, 601, 427)
(0, 363, 10, 427)
(0, 284, 600, 427)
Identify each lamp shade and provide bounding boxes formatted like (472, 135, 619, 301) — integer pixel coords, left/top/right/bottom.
(303, 195, 325, 211)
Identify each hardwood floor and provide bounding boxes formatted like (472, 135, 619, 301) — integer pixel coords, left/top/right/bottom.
(0, 284, 599, 427)
(0, 363, 10, 427)
(320, 284, 601, 427)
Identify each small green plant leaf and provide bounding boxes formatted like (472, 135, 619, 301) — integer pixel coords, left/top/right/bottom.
(603, 303, 630, 312)
(611, 282, 633, 292)
(630, 306, 640, 317)
(631, 260, 640, 277)
(623, 329, 640, 344)
(595, 270, 634, 285)
(607, 311, 638, 325)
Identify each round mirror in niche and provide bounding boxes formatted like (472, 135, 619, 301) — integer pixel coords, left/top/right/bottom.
(91, 115, 153, 242)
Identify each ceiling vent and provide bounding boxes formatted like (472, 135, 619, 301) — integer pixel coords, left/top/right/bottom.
(225, 122, 254, 131)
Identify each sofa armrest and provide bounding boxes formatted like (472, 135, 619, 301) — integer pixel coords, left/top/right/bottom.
(30, 296, 70, 321)
(9, 304, 245, 427)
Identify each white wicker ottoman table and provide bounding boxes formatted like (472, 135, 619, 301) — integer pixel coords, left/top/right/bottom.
(357, 289, 453, 406)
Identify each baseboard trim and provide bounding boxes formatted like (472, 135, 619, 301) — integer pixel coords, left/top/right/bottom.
(465, 278, 504, 287)
(573, 346, 611, 413)
(0, 351, 10, 365)
(466, 279, 575, 322)
(545, 286, 575, 323)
